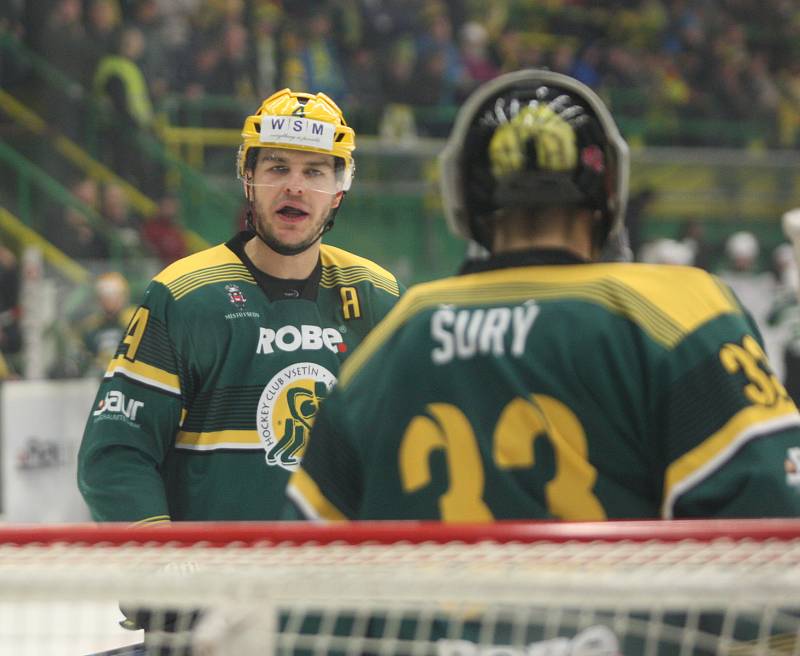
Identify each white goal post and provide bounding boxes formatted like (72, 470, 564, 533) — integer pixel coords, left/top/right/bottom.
(1, 519, 800, 655)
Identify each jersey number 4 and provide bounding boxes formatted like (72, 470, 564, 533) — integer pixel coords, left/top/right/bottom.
(398, 396, 606, 521)
(122, 307, 150, 361)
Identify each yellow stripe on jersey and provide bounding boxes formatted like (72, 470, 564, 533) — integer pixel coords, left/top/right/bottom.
(320, 244, 401, 296)
(166, 264, 254, 300)
(662, 398, 800, 518)
(320, 243, 397, 279)
(154, 244, 255, 300)
(287, 468, 348, 521)
(340, 263, 739, 388)
(105, 356, 181, 395)
(713, 276, 741, 310)
(154, 244, 241, 283)
(175, 429, 261, 449)
(321, 265, 400, 296)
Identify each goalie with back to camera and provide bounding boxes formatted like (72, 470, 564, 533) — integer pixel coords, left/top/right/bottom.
(287, 68, 800, 523)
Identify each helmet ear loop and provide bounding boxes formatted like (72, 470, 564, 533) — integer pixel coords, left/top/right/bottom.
(322, 158, 351, 234)
(322, 191, 347, 234)
(243, 172, 259, 233)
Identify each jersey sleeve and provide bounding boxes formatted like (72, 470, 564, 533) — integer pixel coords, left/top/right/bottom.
(285, 394, 362, 521)
(77, 280, 185, 524)
(288, 284, 436, 522)
(660, 303, 800, 518)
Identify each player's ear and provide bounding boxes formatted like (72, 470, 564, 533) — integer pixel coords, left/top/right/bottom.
(332, 191, 344, 209)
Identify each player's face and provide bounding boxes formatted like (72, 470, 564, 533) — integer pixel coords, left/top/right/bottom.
(247, 148, 343, 254)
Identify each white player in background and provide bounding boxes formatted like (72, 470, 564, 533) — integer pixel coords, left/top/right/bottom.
(638, 237, 695, 266)
(769, 210, 800, 405)
(717, 230, 785, 378)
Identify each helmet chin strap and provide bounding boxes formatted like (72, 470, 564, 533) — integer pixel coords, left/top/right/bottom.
(244, 186, 343, 257)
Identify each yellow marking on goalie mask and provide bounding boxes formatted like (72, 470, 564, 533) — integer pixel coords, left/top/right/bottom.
(489, 105, 578, 178)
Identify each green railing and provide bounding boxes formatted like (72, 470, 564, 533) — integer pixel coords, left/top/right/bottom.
(0, 143, 165, 304)
(0, 89, 212, 253)
(0, 140, 125, 256)
(159, 95, 248, 130)
(0, 206, 90, 285)
(126, 128, 242, 243)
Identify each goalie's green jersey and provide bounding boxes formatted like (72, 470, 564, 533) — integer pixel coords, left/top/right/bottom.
(78, 232, 403, 523)
(288, 249, 800, 521)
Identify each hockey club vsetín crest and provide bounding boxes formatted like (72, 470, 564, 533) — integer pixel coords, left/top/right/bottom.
(257, 363, 337, 471)
(225, 284, 247, 309)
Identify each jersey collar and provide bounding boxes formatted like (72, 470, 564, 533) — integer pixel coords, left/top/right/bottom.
(458, 248, 588, 275)
(226, 231, 322, 302)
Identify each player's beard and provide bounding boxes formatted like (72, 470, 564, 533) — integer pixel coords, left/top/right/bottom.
(251, 202, 333, 256)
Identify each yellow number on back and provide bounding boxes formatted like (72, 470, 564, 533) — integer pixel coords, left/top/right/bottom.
(399, 403, 493, 521)
(398, 396, 605, 521)
(720, 335, 788, 406)
(494, 395, 606, 520)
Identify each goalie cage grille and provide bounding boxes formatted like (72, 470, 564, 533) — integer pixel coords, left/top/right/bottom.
(1, 519, 799, 656)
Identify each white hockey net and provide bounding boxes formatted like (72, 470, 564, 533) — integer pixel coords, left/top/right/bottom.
(1, 519, 800, 656)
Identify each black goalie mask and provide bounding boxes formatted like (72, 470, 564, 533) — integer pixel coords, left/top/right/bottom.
(439, 69, 630, 258)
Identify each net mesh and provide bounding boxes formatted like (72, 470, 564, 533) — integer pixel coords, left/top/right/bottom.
(1, 520, 799, 655)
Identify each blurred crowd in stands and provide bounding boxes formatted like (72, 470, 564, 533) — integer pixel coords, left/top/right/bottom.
(2, 0, 800, 145)
(52, 176, 187, 265)
(2, 0, 800, 380)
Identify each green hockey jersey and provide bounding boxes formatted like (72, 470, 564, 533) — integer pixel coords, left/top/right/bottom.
(288, 250, 800, 521)
(78, 232, 403, 522)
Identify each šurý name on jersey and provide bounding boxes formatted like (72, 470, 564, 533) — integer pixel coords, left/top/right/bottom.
(431, 302, 539, 364)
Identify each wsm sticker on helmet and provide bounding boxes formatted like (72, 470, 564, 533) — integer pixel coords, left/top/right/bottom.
(260, 115, 335, 151)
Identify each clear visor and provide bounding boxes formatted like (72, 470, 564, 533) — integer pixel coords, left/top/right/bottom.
(241, 149, 348, 195)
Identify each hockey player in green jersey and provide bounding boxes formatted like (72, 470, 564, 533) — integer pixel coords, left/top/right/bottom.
(287, 69, 800, 522)
(77, 88, 404, 524)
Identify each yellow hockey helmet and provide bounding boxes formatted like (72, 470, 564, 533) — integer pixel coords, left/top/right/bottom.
(239, 89, 356, 191)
